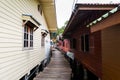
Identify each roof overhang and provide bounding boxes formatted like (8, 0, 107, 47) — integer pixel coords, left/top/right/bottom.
(39, 0, 57, 32)
(76, 4, 118, 10)
(41, 29, 49, 37)
(63, 3, 119, 37)
(22, 14, 41, 31)
(90, 5, 120, 32)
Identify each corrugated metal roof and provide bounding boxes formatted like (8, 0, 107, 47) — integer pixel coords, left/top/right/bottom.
(63, 3, 119, 37)
(86, 5, 120, 28)
(76, 3, 120, 6)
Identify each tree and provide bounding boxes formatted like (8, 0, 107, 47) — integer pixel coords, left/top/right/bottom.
(57, 20, 68, 35)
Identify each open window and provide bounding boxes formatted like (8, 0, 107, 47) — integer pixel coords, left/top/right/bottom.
(22, 14, 40, 50)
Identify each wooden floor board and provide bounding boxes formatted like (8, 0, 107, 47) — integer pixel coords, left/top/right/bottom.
(34, 48, 71, 80)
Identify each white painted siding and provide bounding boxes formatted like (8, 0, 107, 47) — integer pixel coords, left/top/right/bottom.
(0, 0, 49, 80)
(45, 34, 51, 58)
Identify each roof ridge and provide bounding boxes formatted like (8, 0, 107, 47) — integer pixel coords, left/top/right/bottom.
(76, 3, 120, 5)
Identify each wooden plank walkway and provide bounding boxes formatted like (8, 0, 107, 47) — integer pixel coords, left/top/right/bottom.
(33, 48, 71, 80)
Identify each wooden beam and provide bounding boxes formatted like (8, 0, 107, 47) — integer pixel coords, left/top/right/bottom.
(22, 20, 28, 26)
(91, 11, 120, 32)
(78, 7, 115, 10)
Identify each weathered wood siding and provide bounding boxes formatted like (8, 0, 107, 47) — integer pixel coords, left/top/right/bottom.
(0, 0, 48, 80)
(71, 26, 102, 78)
(102, 24, 120, 80)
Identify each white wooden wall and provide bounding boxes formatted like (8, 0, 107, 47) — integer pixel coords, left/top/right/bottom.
(0, 0, 49, 80)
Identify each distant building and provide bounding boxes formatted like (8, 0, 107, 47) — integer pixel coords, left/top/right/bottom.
(0, 0, 57, 80)
(63, 3, 119, 80)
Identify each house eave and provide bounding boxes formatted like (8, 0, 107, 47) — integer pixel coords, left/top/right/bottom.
(39, 0, 57, 32)
(63, 3, 119, 37)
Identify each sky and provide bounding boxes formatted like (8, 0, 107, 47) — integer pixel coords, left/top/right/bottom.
(55, 0, 120, 28)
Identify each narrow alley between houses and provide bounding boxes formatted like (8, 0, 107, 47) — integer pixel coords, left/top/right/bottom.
(0, 0, 120, 80)
(33, 48, 72, 80)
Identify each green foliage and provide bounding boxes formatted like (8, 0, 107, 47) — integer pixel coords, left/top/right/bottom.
(57, 20, 68, 35)
(57, 26, 65, 34)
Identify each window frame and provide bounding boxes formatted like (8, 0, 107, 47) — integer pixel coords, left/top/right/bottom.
(70, 39, 73, 49)
(24, 25, 29, 48)
(30, 27, 33, 47)
(81, 35, 84, 51)
(73, 38, 76, 49)
(80, 34, 89, 52)
(41, 36, 45, 47)
(84, 34, 89, 52)
(41, 29, 48, 47)
(70, 38, 76, 49)
(23, 24, 34, 50)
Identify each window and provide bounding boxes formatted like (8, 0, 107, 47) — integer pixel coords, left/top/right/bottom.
(22, 14, 40, 49)
(24, 25, 33, 49)
(70, 39, 73, 49)
(30, 28, 33, 47)
(85, 35, 89, 51)
(81, 36, 84, 51)
(81, 34, 89, 52)
(24, 26, 28, 47)
(70, 38, 76, 49)
(41, 36, 45, 47)
(73, 38, 76, 49)
(41, 29, 48, 47)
